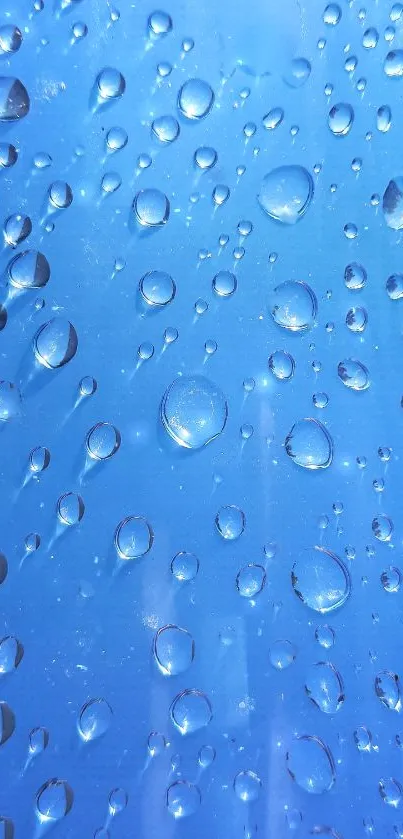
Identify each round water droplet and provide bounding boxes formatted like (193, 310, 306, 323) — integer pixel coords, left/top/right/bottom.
(106, 126, 128, 152)
(344, 262, 366, 290)
(379, 778, 402, 807)
(96, 67, 125, 100)
(269, 639, 296, 669)
(33, 318, 77, 369)
(108, 788, 128, 816)
(3, 214, 32, 248)
(233, 770, 262, 803)
(315, 624, 335, 648)
(384, 50, 403, 77)
(305, 662, 344, 713)
(161, 375, 228, 450)
(262, 107, 284, 130)
(354, 725, 372, 752)
(101, 172, 121, 195)
(151, 115, 180, 144)
(33, 151, 52, 170)
(236, 564, 266, 598)
(148, 10, 172, 37)
(268, 350, 295, 381)
(194, 146, 217, 170)
(35, 780, 73, 821)
(114, 515, 153, 560)
(386, 273, 403, 299)
(215, 505, 245, 540)
(79, 376, 97, 397)
(0, 636, 23, 674)
(133, 188, 170, 227)
(328, 103, 354, 136)
(212, 184, 230, 206)
(377, 105, 392, 132)
(86, 423, 121, 461)
(78, 698, 113, 742)
(345, 306, 367, 332)
(170, 689, 212, 734)
(147, 730, 166, 756)
(284, 57, 311, 88)
(362, 27, 378, 48)
(8, 250, 50, 289)
(171, 551, 199, 582)
(29, 446, 50, 472)
(269, 281, 317, 331)
(292, 546, 351, 613)
(178, 79, 214, 120)
(198, 744, 215, 768)
(375, 670, 401, 710)
(381, 566, 401, 592)
(212, 270, 237, 298)
(48, 181, 73, 210)
(285, 418, 333, 470)
(337, 359, 370, 391)
(257, 166, 314, 224)
(29, 726, 49, 756)
(372, 514, 393, 542)
(153, 624, 195, 675)
(56, 492, 85, 526)
(286, 735, 336, 793)
(139, 270, 175, 307)
(0, 25, 22, 54)
(323, 4, 342, 25)
(0, 77, 29, 122)
(0, 381, 21, 422)
(383, 177, 403, 229)
(166, 781, 201, 819)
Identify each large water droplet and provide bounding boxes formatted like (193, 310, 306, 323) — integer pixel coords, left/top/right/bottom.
(337, 359, 370, 391)
(384, 50, 403, 77)
(215, 505, 245, 540)
(0, 636, 23, 674)
(35, 779, 74, 821)
(33, 318, 78, 369)
(268, 350, 295, 380)
(57, 492, 85, 526)
(114, 515, 153, 560)
(96, 67, 126, 100)
(233, 770, 262, 802)
(153, 624, 195, 675)
(166, 781, 201, 818)
(375, 671, 401, 710)
(269, 281, 317, 331)
(379, 777, 402, 807)
(3, 214, 32, 248)
(236, 564, 266, 598)
(286, 736, 336, 793)
(291, 546, 351, 613)
(133, 188, 170, 227)
(178, 79, 214, 120)
(305, 662, 344, 713)
(285, 419, 333, 469)
(257, 166, 314, 224)
(148, 10, 173, 38)
(86, 423, 121, 461)
(0, 25, 22, 55)
(0, 382, 21, 421)
(0, 77, 29, 122)
(139, 270, 175, 307)
(328, 103, 354, 136)
(283, 57, 311, 88)
(160, 375, 228, 449)
(383, 177, 403, 229)
(151, 115, 180, 144)
(7, 250, 50, 290)
(170, 689, 212, 734)
(77, 698, 113, 742)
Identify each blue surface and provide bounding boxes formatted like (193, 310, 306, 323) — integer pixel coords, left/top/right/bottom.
(0, 0, 403, 837)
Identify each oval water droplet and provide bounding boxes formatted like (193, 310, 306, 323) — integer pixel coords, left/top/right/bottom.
(56, 492, 85, 526)
(0, 701, 14, 745)
(29, 726, 49, 757)
(35, 779, 74, 821)
(379, 777, 402, 807)
(286, 736, 336, 793)
(305, 662, 344, 713)
(114, 515, 153, 560)
(77, 698, 113, 742)
(337, 359, 370, 391)
(292, 546, 351, 613)
(285, 419, 333, 470)
(0, 25, 22, 55)
(384, 50, 403, 77)
(377, 105, 392, 132)
(194, 146, 217, 170)
(372, 514, 393, 542)
(0, 77, 29, 122)
(212, 270, 237, 298)
(0, 382, 21, 422)
(268, 350, 295, 381)
(148, 10, 173, 38)
(284, 57, 311, 88)
(328, 103, 354, 136)
(160, 375, 228, 450)
(262, 107, 284, 130)
(0, 637, 23, 674)
(375, 670, 401, 710)
(383, 177, 403, 229)
(3, 214, 32, 248)
(170, 551, 199, 582)
(151, 115, 180, 144)
(233, 770, 262, 803)
(257, 166, 314, 224)
(236, 564, 266, 598)
(178, 79, 214, 120)
(170, 689, 212, 734)
(108, 788, 128, 816)
(269, 639, 296, 669)
(96, 67, 126, 100)
(86, 423, 121, 461)
(33, 318, 78, 369)
(48, 181, 73, 210)
(269, 281, 317, 331)
(166, 781, 201, 818)
(8, 250, 50, 289)
(386, 273, 403, 299)
(153, 624, 195, 676)
(139, 270, 176, 307)
(215, 505, 245, 540)
(133, 188, 170, 227)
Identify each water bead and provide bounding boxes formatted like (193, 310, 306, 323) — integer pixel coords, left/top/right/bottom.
(344, 223, 358, 239)
(212, 185, 230, 206)
(72, 21, 88, 40)
(170, 689, 212, 734)
(198, 745, 215, 768)
(194, 146, 217, 170)
(284, 57, 311, 88)
(345, 307, 367, 332)
(57, 492, 85, 526)
(372, 515, 393, 542)
(286, 736, 336, 793)
(29, 446, 50, 472)
(137, 153, 152, 170)
(114, 515, 153, 559)
(101, 172, 121, 194)
(3, 214, 32, 248)
(233, 770, 262, 803)
(328, 103, 354, 136)
(147, 731, 166, 756)
(35, 779, 74, 822)
(257, 166, 314, 224)
(166, 781, 201, 818)
(0, 25, 22, 54)
(108, 788, 128, 816)
(29, 726, 49, 756)
(79, 376, 97, 397)
(148, 10, 173, 37)
(178, 79, 214, 120)
(323, 4, 342, 25)
(86, 423, 121, 461)
(0, 636, 24, 673)
(337, 359, 370, 391)
(291, 546, 351, 612)
(269, 639, 296, 669)
(96, 67, 126, 100)
(0, 381, 22, 421)
(106, 126, 128, 152)
(48, 181, 73, 210)
(304, 662, 344, 713)
(171, 551, 199, 582)
(153, 624, 195, 675)
(384, 50, 403, 78)
(285, 418, 333, 469)
(212, 270, 237, 298)
(269, 281, 317, 331)
(381, 567, 402, 592)
(33, 318, 78, 369)
(0, 143, 17, 168)
(0, 77, 30, 122)
(160, 375, 228, 450)
(215, 505, 245, 540)
(268, 350, 295, 381)
(139, 270, 176, 307)
(151, 115, 180, 144)
(362, 28, 378, 49)
(262, 107, 284, 130)
(236, 564, 266, 598)
(77, 698, 113, 741)
(133, 188, 170, 227)
(344, 262, 367, 290)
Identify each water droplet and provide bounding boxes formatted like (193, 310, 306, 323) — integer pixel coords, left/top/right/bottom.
(233, 770, 262, 803)
(29, 726, 49, 757)
(257, 166, 314, 224)
(0, 77, 29, 122)
(0, 143, 17, 168)
(178, 79, 214, 120)
(345, 306, 367, 332)
(384, 50, 403, 77)
(0, 382, 21, 422)
(108, 788, 128, 816)
(33, 151, 52, 170)
(133, 188, 170, 227)
(194, 146, 217, 170)
(379, 778, 403, 807)
(35, 779, 73, 821)
(139, 270, 175, 307)
(286, 736, 336, 793)
(377, 105, 392, 132)
(362, 27, 378, 48)
(291, 546, 351, 613)
(171, 551, 199, 582)
(236, 564, 266, 598)
(315, 624, 335, 648)
(160, 375, 228, 450)
(148, 10, 172, 37)
(269, 350, 295, 381)
(269, 640, 296, 669)
(284, 58, 311, 88)
(166, 781, 201, 818)
(147, 731, 166, 756)
(383, 177, 403, 229)
(337, 359, 370, 391)
(386, 273, 403, 299)
(79, 376, 97, 397)
(153, 624, 195, 675)
(151, 115, 180, 144)
(198, 745, 215, 768)
(215, 505, 245, 540)
(354, 725, 372, 752)
(305, 662, 344, 713)
(170, 689, 212, 734)
(323, 4, 342, 25)
(114, 515, 153, 560)
(29, 446, 50, 473)
(262, 107, 284, 130)
(77, 698, 113, 742)
(7, 250, 50, 289)
(33, 318, 78, 369)
(381, 567, 401, 592)
(56, 492, 85, 526)
(106, 127, 128, 153)
(96, 67, 126, 100)
(85, 423, 121, 461)
(0, 25, 22, 54)
(328, 103, 354, 136)
(372, 514, 393, 542)
(269, 281, 317, 331)
(285, 419, 333, 470)
(344, 262, 367, 290)
(375, 671, 401, 710)
(212, 184, 230, 206)
(101, 172, 121, 195)
(0, 636, 23, 674)
(48, 181, 73, 210)
(72, 21, 87, 40)
(3, 214, 32, 248)
(212, 270, 237, 298)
